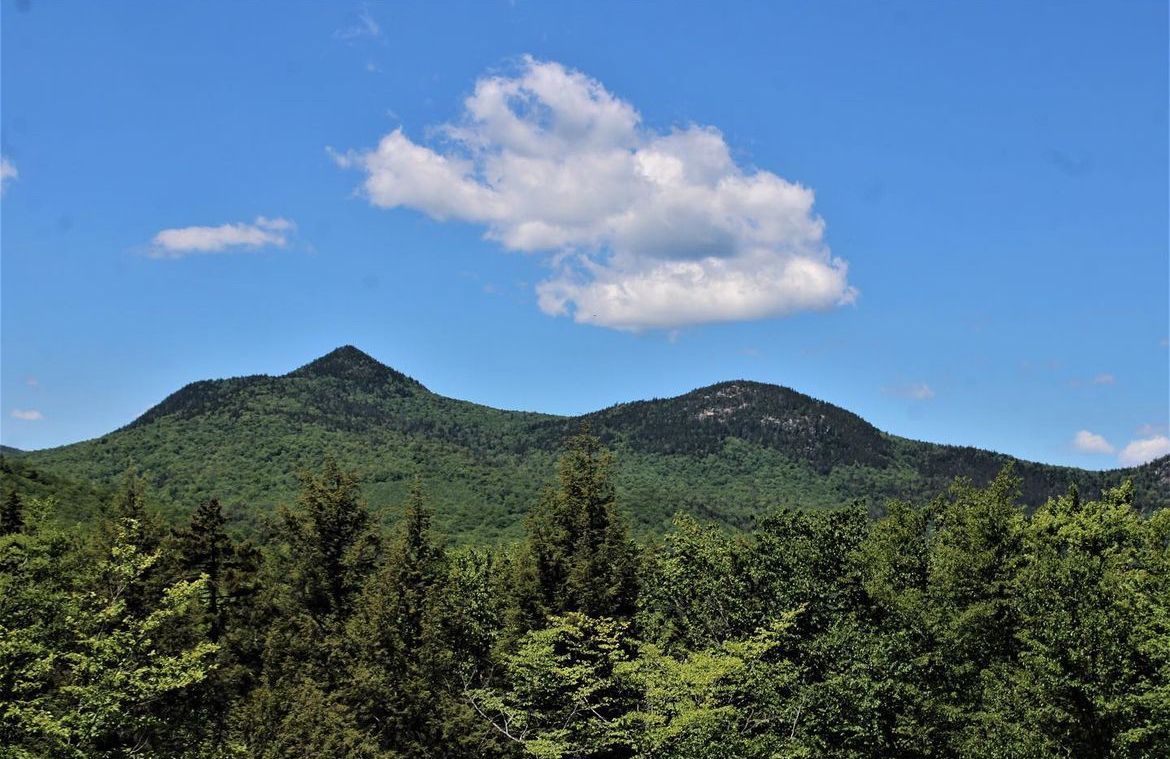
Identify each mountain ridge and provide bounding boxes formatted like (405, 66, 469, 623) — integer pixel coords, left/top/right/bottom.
(9, 345, 1167, 540)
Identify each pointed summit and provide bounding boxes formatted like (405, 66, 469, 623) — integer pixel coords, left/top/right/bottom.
(288, 346, 424, 391)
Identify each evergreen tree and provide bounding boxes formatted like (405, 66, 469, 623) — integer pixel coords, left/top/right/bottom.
(279, 457, 380, 626)
(1, 489, 23, 536)
(515, 431, 639, 626)
(343, 481, 505, 756)
(172, 498, 259, 644)
(171, 498, 262, 749)
(240, 458, 381, 755)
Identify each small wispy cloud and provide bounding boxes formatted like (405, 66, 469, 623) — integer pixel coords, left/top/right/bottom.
(1071, 429, 1114, 455)
(1069, 371, 1117, 388)
(1, 156, 18, 194)
(884, 382, 935, 401)
(148, 216, 296, 258)
(334, 8, 381, 40)
(25, 376, 39, 388)
(11, 409, 43, 421)
(1118, 435, 1170, 467)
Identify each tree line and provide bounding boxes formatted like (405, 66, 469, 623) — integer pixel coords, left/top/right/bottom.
(2, 431, 1168, 757)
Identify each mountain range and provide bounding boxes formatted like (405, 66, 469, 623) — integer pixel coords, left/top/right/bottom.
(3, 345, 1167, 540)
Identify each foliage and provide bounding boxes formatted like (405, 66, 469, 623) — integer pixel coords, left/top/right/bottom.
(512, 430, 639, 627)
(1, 514, 218, 758)
(2, 431, 1168, 757)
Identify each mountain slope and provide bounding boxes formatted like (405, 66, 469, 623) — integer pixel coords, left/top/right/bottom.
(12, 346, 1168, 540)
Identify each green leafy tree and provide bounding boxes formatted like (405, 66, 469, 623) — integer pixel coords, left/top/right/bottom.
(2, 516, 218, 758)
(64, 518, 220, 757)
(750, 506, 869, 639)
(925, 466, 1025, 748)
(627, 615, 801, 758)
(968, 482, 1170, 757)
(0, 496, 81, 757)
(638, 514, 758, 650)
(469, 613, 640, 758)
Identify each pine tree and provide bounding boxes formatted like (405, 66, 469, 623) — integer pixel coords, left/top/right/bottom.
(514, 431, 639, 626)
(241, 458, 382, 755)
(279, 457, 380, 625)
(1, 489, 23, 536)
(343, 480, 498, 755)
(173, 498, 259, 643)
(171, 498, 261, 748)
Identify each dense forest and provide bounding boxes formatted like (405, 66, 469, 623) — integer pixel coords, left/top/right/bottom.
(3, 432, 1168, 758)
(10, 347, 1168, 543)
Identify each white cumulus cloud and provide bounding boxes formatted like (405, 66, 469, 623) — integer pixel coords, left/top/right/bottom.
(1118, 435, 1170, 467)
(1, 156, 17, 194)
(334, 56, 856, 330)
(148, 216, 295, 258)
(11, 409, 43, 421)
(1072, 429, 1114, 455)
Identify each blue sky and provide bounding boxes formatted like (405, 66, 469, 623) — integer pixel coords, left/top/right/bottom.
(1, 1, 1166, 468)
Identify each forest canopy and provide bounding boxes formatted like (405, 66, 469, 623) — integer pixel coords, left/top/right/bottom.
(2, 433, 1168, 758)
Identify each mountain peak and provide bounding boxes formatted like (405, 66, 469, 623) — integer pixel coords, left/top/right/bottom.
(287, 346, 424, 390)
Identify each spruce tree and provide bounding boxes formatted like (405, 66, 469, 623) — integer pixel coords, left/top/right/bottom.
(1, 489, 23, 536)
(171, 498, 261, 749)
(279, 457, 380, 625)
(242, 458, 381, 754)
(172, 498, 259, 643)
(343, 480, 496, 756)
(515, 431, 638, 625)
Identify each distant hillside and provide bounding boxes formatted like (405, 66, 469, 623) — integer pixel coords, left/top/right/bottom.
(8, 346, 1168, 540)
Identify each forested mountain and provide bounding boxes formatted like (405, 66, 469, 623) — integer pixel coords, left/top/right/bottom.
(7, 345, 1168, 539)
